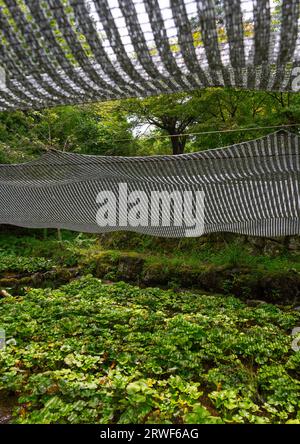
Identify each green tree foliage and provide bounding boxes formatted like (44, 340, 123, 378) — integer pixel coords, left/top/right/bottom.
(122, 89, 300, 154)
(27, 103, 135, 156)
(1, 88, 300, 162)
(120, 92, 211, 155)
(0, 102, 135, 162)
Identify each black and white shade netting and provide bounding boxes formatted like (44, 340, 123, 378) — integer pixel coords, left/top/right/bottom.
(0, 0, 300, 110)
(0, 130, 299, 237)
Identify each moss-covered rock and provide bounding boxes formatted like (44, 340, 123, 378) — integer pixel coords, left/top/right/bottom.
(90, 250, 300, 304)
(0, 267, 80, 293)
(91, 251, 145, 282)
(221, 269, 300, 304)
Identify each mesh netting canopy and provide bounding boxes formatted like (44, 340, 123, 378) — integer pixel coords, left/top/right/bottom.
(0, 1, 300, 237)
(0, 130, 299, 237)
(1, 0, 300, 110)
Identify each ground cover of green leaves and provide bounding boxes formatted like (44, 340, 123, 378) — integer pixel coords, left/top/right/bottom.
(1, 276, 300, 424)
(0, 252, 54, 274)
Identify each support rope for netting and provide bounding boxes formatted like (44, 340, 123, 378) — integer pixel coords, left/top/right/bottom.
(112, 124, 300, 143)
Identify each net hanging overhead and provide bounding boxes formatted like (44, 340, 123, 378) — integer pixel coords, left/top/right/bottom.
(1, 0, 300, 110)
(0, 1, 300, 238)
(0, 130, 299, 237)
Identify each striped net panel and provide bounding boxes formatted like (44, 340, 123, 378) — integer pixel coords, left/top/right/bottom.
(0, 130, 299, 237)
(0, 0, 300, 110)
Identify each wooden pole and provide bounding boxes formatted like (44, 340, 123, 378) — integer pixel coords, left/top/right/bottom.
(57, 228, 62, 242)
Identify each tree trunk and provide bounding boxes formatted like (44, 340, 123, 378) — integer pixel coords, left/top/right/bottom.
(170, 134, 186, 155)
(283, 235, 291, 252)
